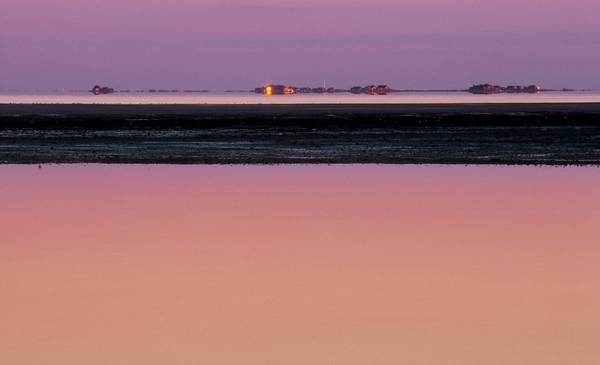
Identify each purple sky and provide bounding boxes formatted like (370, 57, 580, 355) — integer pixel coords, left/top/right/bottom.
(2, 0, 599, 90)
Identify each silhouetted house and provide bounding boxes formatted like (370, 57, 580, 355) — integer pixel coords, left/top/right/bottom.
(363, 85, 378, 95)
(468, 83, 503, 94)
(506, 85, 523, 93)
(524, 84, 542, 93)
(255, 85, 301, 95)
(257, 84, 287, 95)
(91, 85, 114, 95)
(507, 85, 541, 93)
(375, 85, 391, 95)
(350, 85, 391, 95)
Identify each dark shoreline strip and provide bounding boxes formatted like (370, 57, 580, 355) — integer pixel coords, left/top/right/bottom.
(2, 103, 600, 165)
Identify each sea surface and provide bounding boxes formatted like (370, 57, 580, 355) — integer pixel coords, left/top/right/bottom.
(2, 91, 600, 104)
(1, 165, 599, 365)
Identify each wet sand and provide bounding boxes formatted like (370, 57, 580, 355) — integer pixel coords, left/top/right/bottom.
(1, 103, 600, 164)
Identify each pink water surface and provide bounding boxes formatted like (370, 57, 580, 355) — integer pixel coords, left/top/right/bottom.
(1, 165, 599, 364)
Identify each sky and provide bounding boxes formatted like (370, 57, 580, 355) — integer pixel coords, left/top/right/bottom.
(2, 165, 600, 364)
(1, 0, 600, 90)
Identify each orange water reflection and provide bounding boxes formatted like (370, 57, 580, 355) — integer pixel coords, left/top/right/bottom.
(1, 165, 599, 364)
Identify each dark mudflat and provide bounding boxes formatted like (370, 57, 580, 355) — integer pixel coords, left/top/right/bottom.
(1, 103, 600, 165)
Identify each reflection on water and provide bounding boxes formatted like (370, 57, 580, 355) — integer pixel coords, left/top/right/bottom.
(2, 91, 600, 104)
(2, 165, 600, 365)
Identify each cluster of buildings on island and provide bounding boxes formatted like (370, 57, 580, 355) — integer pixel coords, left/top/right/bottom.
(254, 85, 342, 95)
(350, 85, 392, 95)
(254, 84, 393, 95)
(467, 83, 542, 94)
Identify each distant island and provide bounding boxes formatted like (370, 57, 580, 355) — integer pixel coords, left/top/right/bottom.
(467, 83, 542, 94)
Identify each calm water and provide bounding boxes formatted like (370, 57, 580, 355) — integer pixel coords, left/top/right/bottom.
(2, 91, 600, 104)
(2, 165, 600, 365)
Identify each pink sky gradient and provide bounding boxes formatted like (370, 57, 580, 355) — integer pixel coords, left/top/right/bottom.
(2, 0, 600, 90)
(1, 165, 600, 364)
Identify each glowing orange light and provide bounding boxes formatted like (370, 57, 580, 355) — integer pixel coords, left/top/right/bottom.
(266, 86, 273, 95)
